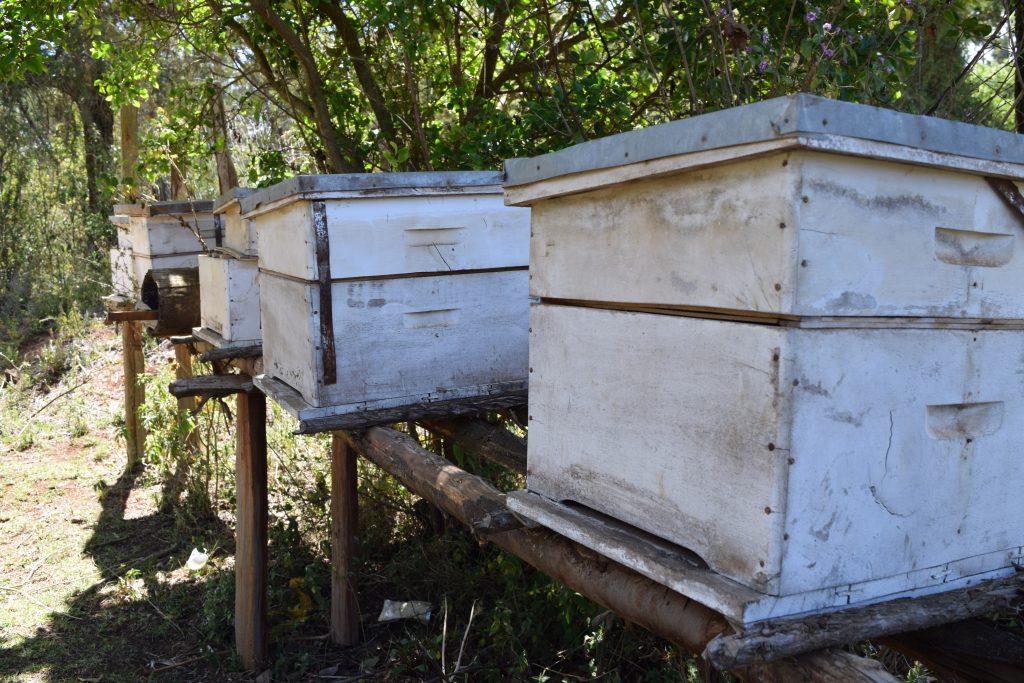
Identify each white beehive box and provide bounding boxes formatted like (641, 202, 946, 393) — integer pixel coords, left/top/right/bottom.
(241, 173, 531, 432)
(214, 187, 258, 255)
(193, 189, 262, 349)
(504, 94, 1024, 624)
(197, 254, 260, 345)
(108, 200, 216, 299)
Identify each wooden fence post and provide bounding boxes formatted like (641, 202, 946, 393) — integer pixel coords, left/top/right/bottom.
(330, 432, 360, 645)
(121, 320, 145, 469)
(235, 389, 267, 670)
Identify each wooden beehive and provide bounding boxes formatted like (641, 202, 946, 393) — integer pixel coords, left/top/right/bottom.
(214, 187, 258, 256)
(240, 173, 531, 432)
(503, 94, 1024, 625)
(194, 189, 261, 349)
(108, 200, 216, 299)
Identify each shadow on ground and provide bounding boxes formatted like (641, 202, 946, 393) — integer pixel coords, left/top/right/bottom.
(0, 464, 242, 682)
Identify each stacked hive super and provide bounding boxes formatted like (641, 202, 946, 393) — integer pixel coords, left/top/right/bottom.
(504, 94, 1024, 625)
(109, 200, 216, 300)
(194, 188, 261, 351)
(241, 173, 532, 434)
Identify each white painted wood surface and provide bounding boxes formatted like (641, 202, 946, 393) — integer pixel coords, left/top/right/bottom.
(216, 197, 258, 256)
(253, 194, 529, 280)
(260, 270, 529, 412)
(198, 254, 260, 343)
(508, 490, 1018, 626)
(109, 247, 199, 299)
(527, 303, 1024, 613)
(111, 204, 216, 257)
(527, 151, 1024, 319)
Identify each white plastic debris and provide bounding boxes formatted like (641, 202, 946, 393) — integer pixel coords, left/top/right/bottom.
(185, 548, 209, 571)
(377, 599, 431, 624)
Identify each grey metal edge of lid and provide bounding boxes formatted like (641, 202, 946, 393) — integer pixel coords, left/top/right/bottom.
(502, 93, 1024, 187)
(147, 199, 215, 216)
(214, 187, 257, 213)
(239, 171, 505, 213)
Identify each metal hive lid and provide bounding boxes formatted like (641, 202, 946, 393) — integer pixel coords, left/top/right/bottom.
(503, 94, 1024, 188)
(214, 187, 256, 213)
(239, 171, 504, 214)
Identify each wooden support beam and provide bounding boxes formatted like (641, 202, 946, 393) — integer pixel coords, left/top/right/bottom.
(330, 433, 360, 646)
(374, 420, 1016, 678)
(173, 343, 199, 452)
(343, 428, 523, 536)
(879, 618, 1024, 683)
(121, 320, 145, 469)
(340, 427, 898, 683)
(235, 389, 268, 671)
(705, 572, 1024, 669)
(420, 418, 527, 473)
(199, 344, 263, 364)
(106, 309, 160, 323)
(295, 390, 528, 434)
(169, 374, 254, 398)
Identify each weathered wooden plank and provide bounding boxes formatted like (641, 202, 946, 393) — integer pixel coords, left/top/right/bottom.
(173, 343, 198, 452)
(235, 389, 267, 670)
(420, 418, 527, 473)
(330, 433, 359, 646)
(704, 572, 1024, 668)
(106, 309, 160, 323)
(737, 651, 899, 683)
(295, 389, 528, 435)
(343, 426, 900, 683)
(121, 320, 145, 469)
(168, 374, 254, 398)
(880, 618, 1024, 683)
(197, 343, 263, 363)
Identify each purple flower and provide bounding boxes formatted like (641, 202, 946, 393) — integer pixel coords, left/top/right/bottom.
(758, 59, 769, 73)
(846, 33, 854, 44)
(805, 10, 817, 21)
(719, 7, 727, 16)
(821, 45, 835, 58)
(822, 22, 832, 32)
(761, 32, 769, 44)
(878, 55, 886, 64)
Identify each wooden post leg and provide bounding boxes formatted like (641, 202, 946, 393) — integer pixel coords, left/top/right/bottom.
(172, 343, 198, 452)
(330, 432, 360, 646)
(235, 390, 267, 670)
(121, 320, 145, 469)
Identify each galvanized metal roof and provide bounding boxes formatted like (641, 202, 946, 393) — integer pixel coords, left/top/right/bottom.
(503, 94, 1024, 187)
(240, 171, 504, 213)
